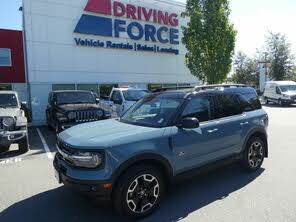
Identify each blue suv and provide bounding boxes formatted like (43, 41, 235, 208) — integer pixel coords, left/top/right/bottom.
(54, 85, 268, 219)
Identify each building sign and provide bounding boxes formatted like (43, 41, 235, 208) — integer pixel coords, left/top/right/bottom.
(74, 0, 180, 55)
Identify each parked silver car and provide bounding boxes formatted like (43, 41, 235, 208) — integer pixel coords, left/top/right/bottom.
(0, 91, 29, 153)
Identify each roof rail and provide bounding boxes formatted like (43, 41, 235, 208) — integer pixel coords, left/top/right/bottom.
(151, 86, 195, 93)
(193, 84, 247, 92)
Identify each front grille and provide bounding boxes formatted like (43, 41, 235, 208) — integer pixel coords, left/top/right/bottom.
(75, 110, 100, 122)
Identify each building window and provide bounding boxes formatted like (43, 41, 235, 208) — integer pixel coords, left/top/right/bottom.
(100, 84, 118, 99)
(0, 48, 12, 67)
(77, 84, 99, 96)
(163, 84, 178, 88)
(52, 84, 75, 91)
(178, 83, 191, 87)
(0, 84, 12, 91)
(148, 84, 162, 92)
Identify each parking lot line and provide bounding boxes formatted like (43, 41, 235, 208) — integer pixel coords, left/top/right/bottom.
(36, 128, 54, 159)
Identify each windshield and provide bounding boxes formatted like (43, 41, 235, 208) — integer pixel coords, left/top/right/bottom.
(57, 92, 95, 105)
(122, 90, 150, 101)
(120, 95, 183, 127)
(280, 85, 296, 92)
(0, 94, 18, 108)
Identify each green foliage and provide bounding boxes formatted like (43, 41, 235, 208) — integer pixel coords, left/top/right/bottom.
(266, 32, 295, 81)
(182, 0, 237, 84)
(232, 51, 259, 88)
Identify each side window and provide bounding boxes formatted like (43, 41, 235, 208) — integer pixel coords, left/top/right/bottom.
(111, 91, 123, 105)
(237, 95, 253, 112)
(181, 96, 214, 122)
(276, 86, 281, 94)
(215, 94, 243, 118)
(241, 93, 262, 110)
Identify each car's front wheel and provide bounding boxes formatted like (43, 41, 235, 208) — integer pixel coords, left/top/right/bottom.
(113, 165, 165, 219)
(241, 137, 265, 171)
(19, 136, 29, 152)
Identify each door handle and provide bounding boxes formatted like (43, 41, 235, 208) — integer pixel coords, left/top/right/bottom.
(207, 128, 218, 133)
(240, 122, 249, 126)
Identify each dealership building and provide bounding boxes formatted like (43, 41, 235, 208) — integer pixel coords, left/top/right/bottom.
(21, 0, 199, 124)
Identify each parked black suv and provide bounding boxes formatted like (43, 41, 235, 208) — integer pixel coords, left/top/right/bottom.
(46, 90, 110, 133)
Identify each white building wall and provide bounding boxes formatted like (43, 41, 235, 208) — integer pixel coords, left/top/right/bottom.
(12, 83, 28, 102)
(23, 0, 199, 123)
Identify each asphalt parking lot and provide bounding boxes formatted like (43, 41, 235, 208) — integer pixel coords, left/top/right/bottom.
(1, 104, 296, 222)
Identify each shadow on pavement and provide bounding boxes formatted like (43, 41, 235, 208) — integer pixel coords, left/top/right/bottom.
(0, 164, 265, 222)
(0, 150, 27, 159)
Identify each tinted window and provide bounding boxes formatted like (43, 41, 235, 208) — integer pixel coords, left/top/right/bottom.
(111, 91, 123, 104)
(215, 94, 242, 118)
(182, 96, 214, 122)
(279, 85, 296, 92)
(0, 94, 18, 108)
(241, 92, 261, 110)
(237, 95, 254, 112)
(56, 92, 95, 105)
(276, 86, 281, 94)
(121, 95, 183, 127)
(122, 90, 149, 101)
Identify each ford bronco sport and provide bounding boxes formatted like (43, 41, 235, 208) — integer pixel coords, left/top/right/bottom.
(54, 85, 268, 219)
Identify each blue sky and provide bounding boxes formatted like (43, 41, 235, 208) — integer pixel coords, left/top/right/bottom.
(1, 0, 296, 56)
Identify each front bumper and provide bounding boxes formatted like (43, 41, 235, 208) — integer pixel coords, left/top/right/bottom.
(0, 130, 27, 142)
(53, 153, 112, 201)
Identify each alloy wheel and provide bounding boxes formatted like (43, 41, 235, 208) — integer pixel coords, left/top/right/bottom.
(248, 141, 264, 168)
(126, 174, 160, 214)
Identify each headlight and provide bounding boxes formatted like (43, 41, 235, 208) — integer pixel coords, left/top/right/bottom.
(70, 152, 103, 168)
(56, 112, 67, 121)
(283, 94, 290, 98)
(68, 112, 76, 120)
(3, 117, 15, 127)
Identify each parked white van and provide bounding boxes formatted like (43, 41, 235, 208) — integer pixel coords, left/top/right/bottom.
(264, 81, 296, 106)
(100, 87, 150, 118)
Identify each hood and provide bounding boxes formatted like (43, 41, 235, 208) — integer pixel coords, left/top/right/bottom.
(58, 119, 166, 149)
(0, 108, 21, 117)
(58, 104, 100, 112)
(283, 91, 296, 96)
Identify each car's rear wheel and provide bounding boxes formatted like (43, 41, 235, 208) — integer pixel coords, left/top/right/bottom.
(0, 144, 10, 153)
(241, 137, 265, 171)
(113, 165, 165, 219)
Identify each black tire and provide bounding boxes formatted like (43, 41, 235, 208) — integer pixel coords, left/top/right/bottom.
(0, 144, 10, 153)
(241, 137, 265, 172)
(278, 99, 284, 107)
(113, 164, 165, 219)
(19, 136, 29, 152)
(264, 97, 269, 104)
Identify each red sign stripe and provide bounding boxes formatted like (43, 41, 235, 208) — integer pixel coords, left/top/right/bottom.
(84, 0, 111, 15)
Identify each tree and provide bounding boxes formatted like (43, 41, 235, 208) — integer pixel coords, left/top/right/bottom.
(182, 0, 237, 84)
(232, 51, 259, 87)
(266, 32, 295, 80)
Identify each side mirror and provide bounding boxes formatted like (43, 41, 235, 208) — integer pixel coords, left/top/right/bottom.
(96, 98, 100, 104)
(177, 117, 200, 129)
